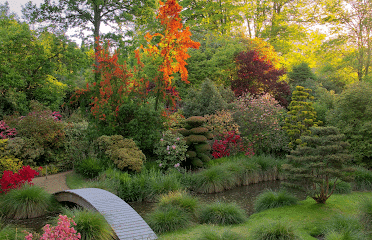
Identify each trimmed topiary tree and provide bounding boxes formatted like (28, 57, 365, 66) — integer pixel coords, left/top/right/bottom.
(283, 86, 322, 149)
(283, 126, 354, 204)
(178, 116, 213, 168)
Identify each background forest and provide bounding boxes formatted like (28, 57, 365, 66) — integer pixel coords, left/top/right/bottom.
(1, 0, 372, 169)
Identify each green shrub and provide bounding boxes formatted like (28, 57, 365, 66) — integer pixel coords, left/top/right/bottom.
(75, 157, 103, 179)
(116, 100, 165, 154)
(251, 221, 300, 240)
(153, 130, 188, 171)
(323, 214, 365, 240)
(96, 135, 146, 172)
(193, 165, 235, 193)
(326, 81, 372, 166)
(5, 102, 66, 165)
(254, 189, 298, 213)
(183, 79, 228, 118)
(158, 190, 199, 215)
(63, 120, 90, 163)
(359, 197, 372, 233)
(198, 229, 244, 240)
(146, 205, 192, 234)
(0, 224, 28, 239)
(60, 208, 115, 240)
(199, 201, 246, 225)
(0, 184, 57, 219)
(329, 180, 352, 194)
(353, 166, 372, 191)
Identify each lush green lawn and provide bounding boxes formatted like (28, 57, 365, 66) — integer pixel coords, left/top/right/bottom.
(158, 192, 372, 240)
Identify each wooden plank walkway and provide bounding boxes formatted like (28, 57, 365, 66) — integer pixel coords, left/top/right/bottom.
(54, 188, 157, 240)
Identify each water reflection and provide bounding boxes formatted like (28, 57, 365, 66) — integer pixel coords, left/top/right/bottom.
(129, 180, 306, 218)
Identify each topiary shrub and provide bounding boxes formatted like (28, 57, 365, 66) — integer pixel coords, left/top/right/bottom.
(283, 86, 322, 149)
(198, 201, 247, 225)
(283, 126, 354, 204)
(75, 158, 103, 179)
(96, 135, 146, 172)
(254, 189, 298, 213)
(178, 116, 212, 168)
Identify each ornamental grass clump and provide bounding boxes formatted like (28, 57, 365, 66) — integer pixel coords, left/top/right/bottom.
(193, 165, 235, 193)
(353, 166, 372, 191)
(75, 157, 103, 179)
(254, 189, 298, 213)
(0, 184, 56, 219)
(157, 190, 199, 216)
(251, 221, 299, 240)
(60, 208, 114, 240)
(198, 201, 247, 225)
(323, 214, 365, 240)
(359, 197, 372, 234)
(146, 205, 192, 234)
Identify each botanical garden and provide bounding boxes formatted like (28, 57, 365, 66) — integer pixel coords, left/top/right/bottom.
(1, 0, 372, 239)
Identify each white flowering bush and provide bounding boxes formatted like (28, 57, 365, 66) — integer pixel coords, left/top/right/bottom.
(154, 130, 188, 171)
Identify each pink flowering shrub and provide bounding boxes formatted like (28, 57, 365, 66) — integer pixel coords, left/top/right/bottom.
(233, 93, 290, 155)
(212, 131, 254, 159)
(154, 130, 188, 170)
(0, 120, 17, 139)
(24, 214, 81, 240)
(0, 165, 40, 193)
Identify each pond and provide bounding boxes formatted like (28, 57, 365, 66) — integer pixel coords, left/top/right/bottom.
(7, 180, 305, 233)
(129, 180, 306, 218)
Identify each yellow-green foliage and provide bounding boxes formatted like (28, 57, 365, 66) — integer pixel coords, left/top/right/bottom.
(204, 110, 240, 136)
(0, 139, 23, 175)
(96, 135, 145, 172)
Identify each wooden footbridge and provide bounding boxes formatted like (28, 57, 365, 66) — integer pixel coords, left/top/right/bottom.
(53, 188, 157, 240)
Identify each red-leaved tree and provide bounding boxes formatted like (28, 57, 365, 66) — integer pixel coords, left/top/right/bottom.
(231, 50, 290, 107)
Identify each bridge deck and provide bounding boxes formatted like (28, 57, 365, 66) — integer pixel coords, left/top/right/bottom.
(54, 188, 157, 240)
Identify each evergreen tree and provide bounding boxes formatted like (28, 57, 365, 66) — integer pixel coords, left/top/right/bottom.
(283, 126, 354, 204)
(283, 86, 322, 149)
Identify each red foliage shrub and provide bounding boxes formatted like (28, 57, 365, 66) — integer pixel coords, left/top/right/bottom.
(212, 131, 254, 159)
(0, 165, 41, 193)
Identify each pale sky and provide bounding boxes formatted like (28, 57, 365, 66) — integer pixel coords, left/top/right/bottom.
(0, 0, 44, 17)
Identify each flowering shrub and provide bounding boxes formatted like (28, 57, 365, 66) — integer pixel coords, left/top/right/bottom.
(0, 120, 17, 139)
(212, 131, 254, 159)
(24, 214, 81, 240)
(0, 165, 40, 193)
(154, 130, 188, 170)
(233, 93, 290, 155)
(0, 139, 23, 175)
(204, 110, 240, 137)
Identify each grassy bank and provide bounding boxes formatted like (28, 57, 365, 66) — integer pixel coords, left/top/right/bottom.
(158, 192, 372, 240)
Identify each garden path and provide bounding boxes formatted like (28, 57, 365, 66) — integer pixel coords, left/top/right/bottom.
(31, 170, 72, 194)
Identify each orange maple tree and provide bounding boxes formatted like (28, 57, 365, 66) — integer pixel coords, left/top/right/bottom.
(70, 38, 144, 123)
(135, 0, 201, 110)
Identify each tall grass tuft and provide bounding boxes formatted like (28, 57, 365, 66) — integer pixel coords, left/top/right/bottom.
(0, 225, 29, 239)
(251, 221, 299, 240)
(157, 190, 199, 216)
(250, 155, 280, 181)
(254, 189, 298, 213)
(146, 205, 192, 234)
(353, 166, 372, 191)
(359, 197, 372, 234)
(323, 214, 365, 240)
(60, 207, 115, 240)
(198, 229, 244, 240)
(199, 201, 246, 225)
(75, 157, 104, 179)
(193, 165, 235, 193)
(0, 184, 56, 219)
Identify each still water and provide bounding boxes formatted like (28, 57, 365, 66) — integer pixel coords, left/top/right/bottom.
(129, 180, 305, 218)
